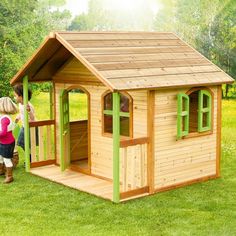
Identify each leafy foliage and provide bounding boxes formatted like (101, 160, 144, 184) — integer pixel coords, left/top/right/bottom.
(154, 0, 236, 97)
(0, 0, 71, 97)
(0, 0, 235, 97)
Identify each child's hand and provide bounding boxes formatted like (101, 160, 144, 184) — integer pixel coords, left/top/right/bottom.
(26, 104, 31, 112)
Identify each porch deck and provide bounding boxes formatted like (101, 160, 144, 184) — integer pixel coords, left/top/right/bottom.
(30, 165, 113, 201)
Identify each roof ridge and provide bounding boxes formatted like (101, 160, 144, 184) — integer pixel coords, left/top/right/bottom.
(56, 31, 175, 34)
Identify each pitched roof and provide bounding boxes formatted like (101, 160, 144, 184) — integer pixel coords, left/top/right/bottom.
(11, 31, 234, 90)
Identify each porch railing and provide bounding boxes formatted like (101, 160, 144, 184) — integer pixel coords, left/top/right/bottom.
(29, 120, 55, 167)
(120, 137, 149, 193)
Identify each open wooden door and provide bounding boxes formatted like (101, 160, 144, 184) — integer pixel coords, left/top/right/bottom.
(59, 89, 70, 171)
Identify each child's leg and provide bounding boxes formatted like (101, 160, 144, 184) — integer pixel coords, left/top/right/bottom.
(3, 158, 13, 168)
(0, 155, 4, 175)
(3, 158, 13, 183)
(17, 128, 25, 150)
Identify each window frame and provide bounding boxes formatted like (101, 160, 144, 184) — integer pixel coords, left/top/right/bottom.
(101, 90, 133, 139)
(177, 87, 214, 140)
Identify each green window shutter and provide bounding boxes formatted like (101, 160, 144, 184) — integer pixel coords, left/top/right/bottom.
(198, 90, 212, 132)
(177, 93, 189, 139)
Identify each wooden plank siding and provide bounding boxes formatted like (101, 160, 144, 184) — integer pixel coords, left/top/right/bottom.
(154, 86, 218, 190)
(54, 57, 103, 86)
(70, 120, 88, 161)
(53, 58, 148, 180)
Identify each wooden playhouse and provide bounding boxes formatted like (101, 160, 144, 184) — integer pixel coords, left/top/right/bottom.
(10, 32, 234, 202)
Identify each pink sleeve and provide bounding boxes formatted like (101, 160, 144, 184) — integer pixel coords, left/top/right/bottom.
(0, 118, 10, 137)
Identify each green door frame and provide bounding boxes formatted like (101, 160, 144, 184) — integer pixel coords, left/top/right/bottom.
(59, 89, 70, 171)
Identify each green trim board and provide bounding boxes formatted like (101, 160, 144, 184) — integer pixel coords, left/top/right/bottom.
(112, 92, 120, 203)
(103, 110, 130, 117)
(198, 90, 212, 132)
(59, 89, 70, 171)
(177, 93, 189, 139)
(23, 75, 30, 172)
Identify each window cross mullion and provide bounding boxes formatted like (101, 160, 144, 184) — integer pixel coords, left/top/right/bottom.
(104, 110, 113, 115)
(202, 108, 210, 113)
(119, 112, 129, 117)
(181, 111, 188, 116)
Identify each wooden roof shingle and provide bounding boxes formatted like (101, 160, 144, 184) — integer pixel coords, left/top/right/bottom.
(11, 31, 234, 90)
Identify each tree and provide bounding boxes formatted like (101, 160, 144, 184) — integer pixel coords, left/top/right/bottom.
(210, 0, 236, 97)
(153, 0, 236, 97)
(0, 0, 71, 96)
(154, 0, 177, 32)
(68, 13, 89, 31)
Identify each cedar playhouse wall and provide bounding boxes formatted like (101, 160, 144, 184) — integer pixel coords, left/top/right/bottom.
(53, 57, 148, 180)
(53, 55, 220, 191)
(153, 86, 220, 191)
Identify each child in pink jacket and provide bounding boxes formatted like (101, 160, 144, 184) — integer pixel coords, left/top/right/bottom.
(0, 97, 18, 183)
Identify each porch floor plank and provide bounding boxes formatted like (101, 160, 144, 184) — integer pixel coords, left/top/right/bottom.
(30, 165, 113, 200)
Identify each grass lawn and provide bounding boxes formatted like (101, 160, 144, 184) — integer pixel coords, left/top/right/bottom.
(0, 94, 235, 236)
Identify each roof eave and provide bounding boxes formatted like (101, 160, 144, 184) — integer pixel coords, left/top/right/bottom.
(116, 80, 235, 92)
(10, 32, 115, 91)
(10, 34, 56, 85)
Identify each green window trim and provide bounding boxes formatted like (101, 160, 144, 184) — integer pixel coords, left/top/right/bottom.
(103, 110, 130, 117)
(198, 90, 212, 132)
(103, 91, 131, 137)
(177, 93, 189, 139)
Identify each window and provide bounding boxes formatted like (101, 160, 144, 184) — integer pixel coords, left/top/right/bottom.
(189, 91, 199, 133)
(103, 92, 132, 137)
(177, 88, 213, 139)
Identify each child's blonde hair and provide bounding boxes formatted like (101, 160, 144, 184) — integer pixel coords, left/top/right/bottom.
(0, 97, 18, 115)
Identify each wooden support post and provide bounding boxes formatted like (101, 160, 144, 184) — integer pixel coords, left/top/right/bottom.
(147, 90, 155, 193)
(113, 92, 120, 203)
(216, 85, 222, 177)
(23, 76, 30, 172)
